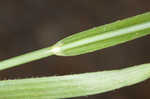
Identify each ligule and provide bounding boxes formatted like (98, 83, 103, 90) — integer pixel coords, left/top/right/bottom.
(0, 63, 150, 99)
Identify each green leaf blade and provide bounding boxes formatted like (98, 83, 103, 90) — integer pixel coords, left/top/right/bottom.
(0, 12, 150, 71)
(0, 63, 150, 99)
(53, 12, 150, 56)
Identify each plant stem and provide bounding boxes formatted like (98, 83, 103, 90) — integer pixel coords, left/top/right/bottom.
(0, 12, 150, 71)
(0, 46, 55, 71)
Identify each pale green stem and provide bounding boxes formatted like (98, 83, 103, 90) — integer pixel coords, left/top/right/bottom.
(0, 63, 150, 99)
(0, 46, 54, 71)
(0, 12, 150, 71)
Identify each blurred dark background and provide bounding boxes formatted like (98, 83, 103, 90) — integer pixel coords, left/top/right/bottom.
(0, 0, 150, 99)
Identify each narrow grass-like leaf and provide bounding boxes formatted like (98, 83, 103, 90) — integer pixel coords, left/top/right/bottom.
(0, 63, 150, 99)
(53, 12, 150, 56)
(0, 12, 150, 70)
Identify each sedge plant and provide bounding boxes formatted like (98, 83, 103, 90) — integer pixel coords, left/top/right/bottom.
(0, 12, 150, 99)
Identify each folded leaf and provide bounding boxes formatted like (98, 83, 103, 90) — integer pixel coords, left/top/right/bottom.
(53, 12, 150, 56)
